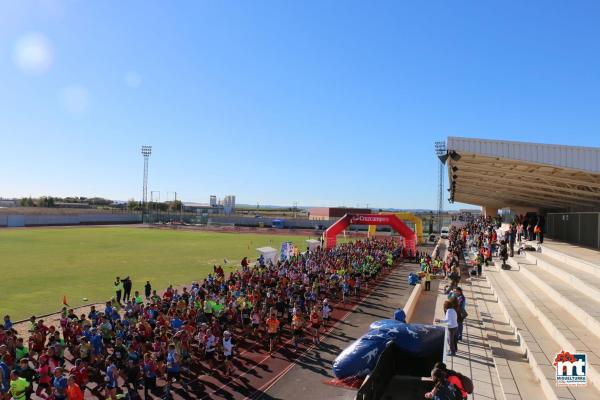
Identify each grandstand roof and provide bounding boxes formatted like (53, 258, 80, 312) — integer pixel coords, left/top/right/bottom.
(446, 137, 600, 211)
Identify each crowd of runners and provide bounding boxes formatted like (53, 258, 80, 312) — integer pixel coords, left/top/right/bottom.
(0, 237, 404, 400)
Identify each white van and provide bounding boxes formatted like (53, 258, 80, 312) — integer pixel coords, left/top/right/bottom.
(440, 226, 450, 239)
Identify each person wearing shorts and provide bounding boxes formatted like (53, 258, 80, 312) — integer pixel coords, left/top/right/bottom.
(204, 330, 217, 374)
(143, 353, 158, 400)
(291, 312, 304, 350)
(322, 299, 332, 328)
(309, 308, 321, 345)
(251, 311, 261, 338)
(221, 331, 235, 377)
(105, 357, 118, 400)
(166, 344, 181, 382)
(35, 357, 52, 399)
(265, 314, 280, 354)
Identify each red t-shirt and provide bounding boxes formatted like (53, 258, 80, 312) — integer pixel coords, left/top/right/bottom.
(448, 375, 467, 398)
(70, 365, 88, 386)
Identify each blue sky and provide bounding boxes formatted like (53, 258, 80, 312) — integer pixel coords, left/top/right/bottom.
(1, 1, 600, 209)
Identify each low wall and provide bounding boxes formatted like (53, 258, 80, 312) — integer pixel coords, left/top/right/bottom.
(0, 213, 141, 227)
(403, 280, 424, 323)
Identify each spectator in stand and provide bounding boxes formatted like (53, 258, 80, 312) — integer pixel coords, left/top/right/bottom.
(527, 218, 535, 241)
(433, 362, 470, 399)
(435, 300, 459, 356)
(448, 288, 467, 342)
(424, 367, 461, 400)
(507, 225, 515, 257)
(536, 215, 545, 244)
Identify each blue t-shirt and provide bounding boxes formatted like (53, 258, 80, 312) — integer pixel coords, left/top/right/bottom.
(106, 364, 118, 387)
(53, 375, 68, 394)
(166, 352, 180, 373)
(143, 363, 157, 378)
(171, 318, 183, 331)
(0, 361, 9, 391)
(91, 334, 103, 350)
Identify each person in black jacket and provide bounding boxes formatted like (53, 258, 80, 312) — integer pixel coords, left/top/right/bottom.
(122, 277, 132, 303)
(144, 281, 152, 300)
(507, 225, 516, 257)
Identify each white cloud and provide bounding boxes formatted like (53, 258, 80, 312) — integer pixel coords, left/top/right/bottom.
(13, 32, 54, 75)
(124, 71, 142, 88)
(58, 85, 90, 114)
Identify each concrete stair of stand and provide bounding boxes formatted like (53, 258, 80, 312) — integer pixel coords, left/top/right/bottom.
(506, 255, 600, 343)
(487, 265, 600, 399)
(472, 277, 544, 400)
(522, 249, 600, 301)
(537, 243, 600, 279)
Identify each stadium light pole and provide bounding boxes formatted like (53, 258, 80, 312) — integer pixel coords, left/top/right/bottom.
(141, 146, 152, 222)
(434, 141, 447, 234)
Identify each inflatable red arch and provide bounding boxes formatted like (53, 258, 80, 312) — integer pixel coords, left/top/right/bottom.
(324, 214, 417, 254)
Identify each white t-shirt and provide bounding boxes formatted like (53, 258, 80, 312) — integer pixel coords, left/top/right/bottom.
(440, 308, 458, 329)
(206, 335, 216, 353)
(223, 338, 233, 356)
(322, 304, 332, 318)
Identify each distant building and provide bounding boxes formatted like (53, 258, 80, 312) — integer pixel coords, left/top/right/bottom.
(223, 195, 235, 208)
(309, 207, 371, 221)
(0, 199, 17, 207)
(223, 195, 236, 215)
(182, 202, 223, 214)
(209, 195, 217, 206)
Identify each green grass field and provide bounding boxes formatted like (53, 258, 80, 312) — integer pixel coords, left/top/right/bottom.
(0, 227, 331, 321)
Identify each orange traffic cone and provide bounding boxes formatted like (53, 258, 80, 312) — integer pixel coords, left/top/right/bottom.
(63, 295, 69, 306)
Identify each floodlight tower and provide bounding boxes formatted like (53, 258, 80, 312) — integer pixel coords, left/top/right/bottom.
(434, 141, 447, 233)
(141, 146, 152, 217)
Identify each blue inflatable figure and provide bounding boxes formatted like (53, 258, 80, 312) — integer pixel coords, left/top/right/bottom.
(332, 334, 390, 378)
(333, 318, 444, 379)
